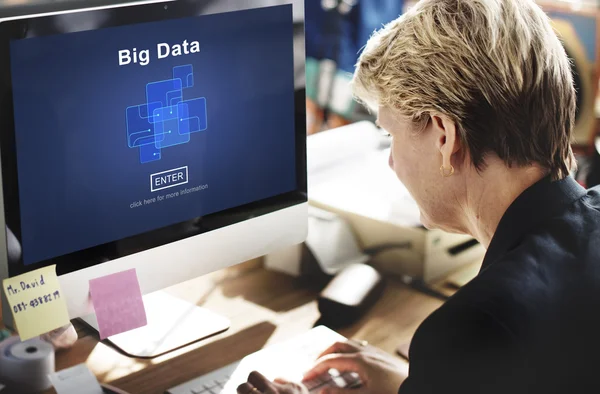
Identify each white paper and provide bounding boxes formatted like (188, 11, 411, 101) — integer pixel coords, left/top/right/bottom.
(308, 122, 422, 227)
(306, 206, 369, 275)
(48, 364, 103, 394)
(220, 326, 347, 393)
(307, 120, 384, 174)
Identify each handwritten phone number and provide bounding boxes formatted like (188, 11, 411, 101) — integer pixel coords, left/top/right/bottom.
(12, 290, 61, 314)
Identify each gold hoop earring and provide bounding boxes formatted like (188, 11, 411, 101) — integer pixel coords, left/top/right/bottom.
(440, 165, 454, 177)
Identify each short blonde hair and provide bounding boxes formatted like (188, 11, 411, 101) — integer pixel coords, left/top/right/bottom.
(353, 0, 576, 180)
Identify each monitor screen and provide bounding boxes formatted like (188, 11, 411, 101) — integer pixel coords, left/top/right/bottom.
(0, 1, 306, 276)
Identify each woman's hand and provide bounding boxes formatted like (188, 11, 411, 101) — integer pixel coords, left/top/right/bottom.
(237, 340, 408, 394)
(301, 340, 409, 394)
(237, 371, 309, 394)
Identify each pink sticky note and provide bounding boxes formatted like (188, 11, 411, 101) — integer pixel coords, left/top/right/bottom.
(89, 269, 147, 339)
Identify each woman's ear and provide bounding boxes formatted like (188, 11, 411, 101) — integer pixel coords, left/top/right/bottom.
(431, 114, 459, 171)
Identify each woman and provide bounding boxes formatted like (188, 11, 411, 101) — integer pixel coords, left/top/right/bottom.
(238, 0, 600, 393)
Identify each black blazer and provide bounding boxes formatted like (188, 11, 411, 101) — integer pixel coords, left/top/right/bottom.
(399, 175, 600, 394)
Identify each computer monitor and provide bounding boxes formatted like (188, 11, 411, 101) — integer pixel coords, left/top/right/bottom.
(0, 0, 307, 356)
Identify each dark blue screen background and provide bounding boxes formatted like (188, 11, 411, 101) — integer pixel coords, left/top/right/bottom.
(10, 5, 297, 265)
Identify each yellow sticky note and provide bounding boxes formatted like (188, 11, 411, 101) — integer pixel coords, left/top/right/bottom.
(2, 265, 70, 341)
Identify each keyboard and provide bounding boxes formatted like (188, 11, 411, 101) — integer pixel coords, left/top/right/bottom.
(166, 326, 362, 394)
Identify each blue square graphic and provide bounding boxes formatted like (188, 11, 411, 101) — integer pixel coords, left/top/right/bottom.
(154, 116, 190, 149)
(178, 98, 207, 134)
(140, 141, 161, 164)
(177, 102, 190, 135)
(146, 78, 183, 123)
(127, 65, 207, 163)
(167, 90, 183, 107)
(173, 65, 194, 89)
(137, 101, 162, 119)
(126, 104, 166, 148)
(152, 105, 179, 123)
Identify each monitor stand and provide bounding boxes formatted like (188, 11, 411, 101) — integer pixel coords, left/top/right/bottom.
(79, 291, 230, 358)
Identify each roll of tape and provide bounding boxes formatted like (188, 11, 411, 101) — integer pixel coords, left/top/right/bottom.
(0, 336, 55, 392)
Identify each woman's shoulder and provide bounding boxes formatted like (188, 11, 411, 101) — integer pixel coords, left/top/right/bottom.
(582, 184, 600, 213)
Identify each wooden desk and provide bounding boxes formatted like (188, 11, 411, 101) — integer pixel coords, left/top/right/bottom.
(3, 261, 449, 394)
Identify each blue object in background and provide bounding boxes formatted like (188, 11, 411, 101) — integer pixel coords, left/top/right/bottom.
(0, 329, 12, 342)
(304, 0, 404, 118)
(547, 11, 597, 63)
(305, 0, 404, 73)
